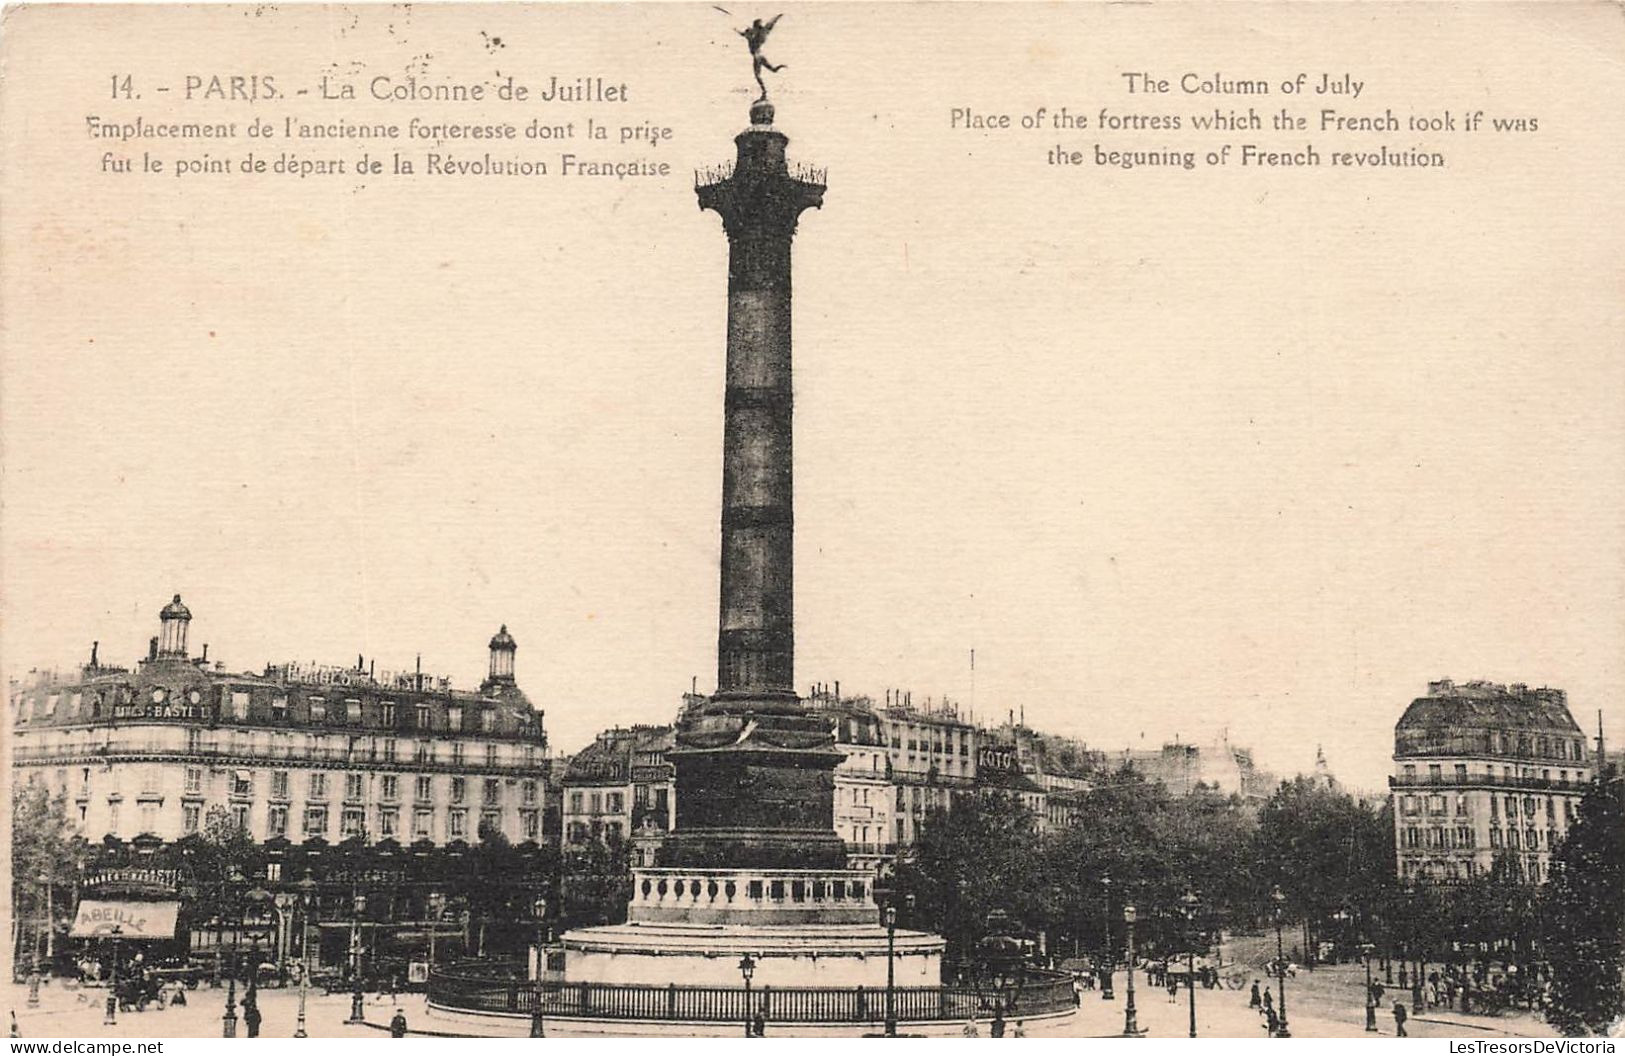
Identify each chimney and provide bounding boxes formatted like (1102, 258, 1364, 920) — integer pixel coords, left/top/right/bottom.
(90, 641, 99, 667)
(148, 636, 158, 661)
(202, 643, 209, 662)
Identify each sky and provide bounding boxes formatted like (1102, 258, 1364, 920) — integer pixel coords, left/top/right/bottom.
(3, 4, 1623, 792)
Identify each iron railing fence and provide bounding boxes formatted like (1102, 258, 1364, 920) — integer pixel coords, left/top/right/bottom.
(429, 961, 1076, 1023)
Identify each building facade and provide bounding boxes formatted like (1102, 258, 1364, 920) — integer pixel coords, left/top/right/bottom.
(878, 695, 978, 847)
(10, 597, 550, 850)
(1390, 679, 1592, 883)
(804, 692, 894, 870)
(559, 725, 675, 864)
(1113, 730, 1276, 803)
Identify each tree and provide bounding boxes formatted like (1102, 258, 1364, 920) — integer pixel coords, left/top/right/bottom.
(1541, 777, 1624, 1036)
(1255, 777, 1394, 960)
(11, 780, 76, 969)
(560, 835, 631, 929)
(894, 792, 1041, 969)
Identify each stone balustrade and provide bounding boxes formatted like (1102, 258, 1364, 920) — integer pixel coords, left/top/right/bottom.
(626, 867, 877, 926)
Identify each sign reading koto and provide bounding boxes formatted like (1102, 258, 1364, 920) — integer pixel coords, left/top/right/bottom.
(70, 899, 180, 939)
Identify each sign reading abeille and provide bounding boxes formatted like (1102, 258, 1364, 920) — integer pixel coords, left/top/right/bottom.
(71, 899, 180, 939)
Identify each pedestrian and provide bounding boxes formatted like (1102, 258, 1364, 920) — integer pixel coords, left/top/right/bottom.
(1393, 1001, 1408, 1037)
(242, 995, 262, 1038)
(1263, 1005, 1279, 1036)
(990, 1008, 1006, 1038)
(390, 1008, 409, 1038)
(1263, 987, 1274, 1014)
(961, 1018, 980, 1037)
(1249, 980, 1262, 1008)
(1013, 1020, 1027, 1038)
(1167, 977, 1179, 1003)
(752, 1010, 766, 1038)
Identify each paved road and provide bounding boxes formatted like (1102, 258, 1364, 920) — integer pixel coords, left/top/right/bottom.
(1217, 932, 1553, 1039)
(5, 968, 1554, 1039)
(4, 981, 387, 1039)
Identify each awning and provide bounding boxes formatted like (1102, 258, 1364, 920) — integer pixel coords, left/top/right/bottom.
(71, 900, 180, 939)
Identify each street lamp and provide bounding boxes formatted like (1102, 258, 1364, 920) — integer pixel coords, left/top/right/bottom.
(220, 868, 244, 1038)
(1270, 885, 1292, 1038)
(346, 889, 367, 1025)
(530, 897, 548, 1039)
(222, 946, 239, 1037)
(883, 892, 915, 1037)
(738, 953, 757, 1038)
(293, 871, 317, 1038)
(427, 891, 446, 978)
(103, 925, 123, 1026)
(1122, 904, 1144, 1037)
(1101, 873, 1115, 1001)
(28, 870, 47, 1008)
(1331, 907, 1351, 964)
(1179, 889, 1201, 1039)
(1361, 941, 1378, 1032)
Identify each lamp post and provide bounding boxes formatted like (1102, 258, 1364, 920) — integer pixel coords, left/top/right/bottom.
(883, 892, 915, 1037)
(530, 897, 547, 1039)
(738, 953, 756, 1038)
(884, 904, 898, 1037)
(427, 891, 445, 978)
(1331, 907, 1351, 965)
(222, 946, 239, 1037)
(1179, 889, 1201, 1039)
(1101, 873, 1115, 1000)
(103, 925, 122, 1026)
(28, 871, 47, 1008)
(1122, 904, 1143, 1037)
(293, 871, 316, 1038)
(222, 865, 243, 1038)
(1270, 885, 1292, 1038)
(1361, 941, 1378, 1032)
(346, 888, 367, 1025)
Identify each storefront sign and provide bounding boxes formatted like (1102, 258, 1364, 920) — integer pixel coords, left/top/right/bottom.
(85, 868, 180, 892)
(70, 900, 180, 939)
(978, 746, 1017, 772)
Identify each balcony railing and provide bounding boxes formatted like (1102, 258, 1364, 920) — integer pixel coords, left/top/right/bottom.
(1389, 773, 1581, 792)
(429, 961, 1077, 1024)
(9, 742, 540, 772)
(842, 843, 897, 858)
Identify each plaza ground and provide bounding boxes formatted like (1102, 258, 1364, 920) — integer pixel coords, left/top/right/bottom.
(5, 958, 1554, 1040)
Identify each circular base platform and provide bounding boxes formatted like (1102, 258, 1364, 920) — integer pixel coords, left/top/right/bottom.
(563, 921, 945, 988)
